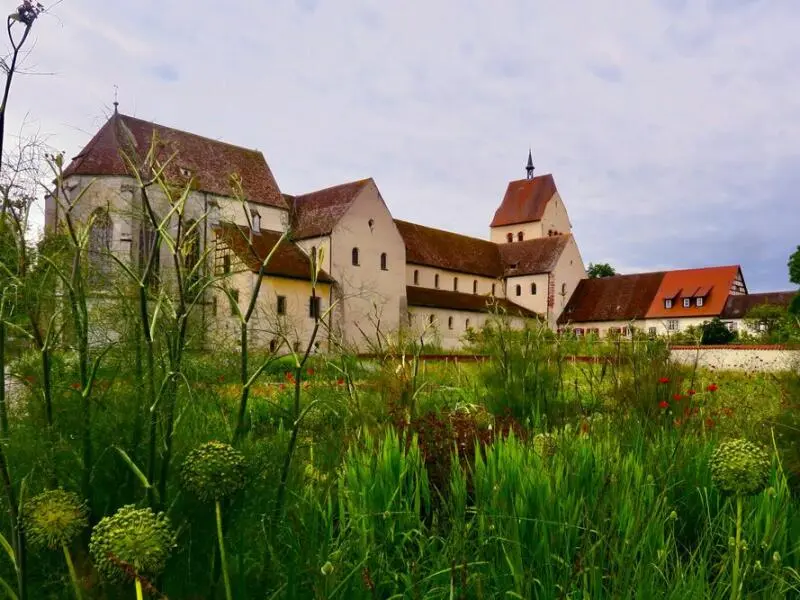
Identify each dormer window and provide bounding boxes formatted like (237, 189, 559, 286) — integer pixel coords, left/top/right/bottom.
(664, 299, 673, 309)
(696, 297, 704, 307)
(251, 211, 261, 231)
(683, 298, 691, 308)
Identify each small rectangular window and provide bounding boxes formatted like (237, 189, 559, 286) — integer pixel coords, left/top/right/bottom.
(277, 295, 286, 315)
(648, 327, 657, 336)
(309, 296, 321, 319)
(212, 296, 218, 316)
(696, 297, 704, 307)
(229, 289, 239, 316)
(667, 319, 679, 331)
(683, 298, 691, 308)
(664, 299, 672, 309)
(223, 254, 231, 274)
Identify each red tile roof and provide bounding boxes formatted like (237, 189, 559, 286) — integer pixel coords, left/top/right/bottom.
(214, 222, 332, 283)
(720, 291, 797, 319)
(63, 113, 286, 208)
(395, 220, 503, 278)
(406, 286, 539, 318)
(558, 272, 666, 324)
(288, 179, 370, 240)
(500, 234, 571, 276)
(490, 175, 557, 227)
(645, 265, 742, 318)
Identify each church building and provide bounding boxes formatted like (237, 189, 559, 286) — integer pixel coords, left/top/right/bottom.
(44, 112, 586, 352)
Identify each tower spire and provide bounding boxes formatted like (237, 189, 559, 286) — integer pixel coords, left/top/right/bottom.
(113, 84, 119, 114)
(525, 148, 535, 180)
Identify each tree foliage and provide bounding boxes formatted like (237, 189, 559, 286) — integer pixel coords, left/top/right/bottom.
(587, 262, 617, 278)
(700, 317, 736, 345)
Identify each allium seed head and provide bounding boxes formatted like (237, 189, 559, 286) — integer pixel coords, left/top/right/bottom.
(709, 439, 770, 496)
(23, 489, 88, 550)
(180, 441, 246, 502)
(89, 505, 175, 582)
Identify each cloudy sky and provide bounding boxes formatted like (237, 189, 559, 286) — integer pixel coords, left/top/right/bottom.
(7, 0, 799, 291)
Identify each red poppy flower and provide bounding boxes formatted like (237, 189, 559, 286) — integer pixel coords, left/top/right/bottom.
(307, 368, 315, 376)
(706, 383, 718, 392)
(673, 418, 682, 427)
(672, 393, 684, 402)
(687, 389, 696, 396)
(659, 400, 669, 409)
(705, 418, 715, 429)
(279, 383, 286, 391)
(285, 372, 295, 384)
(580, 422, 590, 434)
(70, 382, 81, 391)
(337, 377, 345, 386)
(658, 377, 670, 384)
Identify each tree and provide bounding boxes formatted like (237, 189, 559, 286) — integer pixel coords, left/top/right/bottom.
(743, 303, 789, 340)
(789, 246, 800, 315)
(701, 317, 735, 345)
(587, 262, 617, 278)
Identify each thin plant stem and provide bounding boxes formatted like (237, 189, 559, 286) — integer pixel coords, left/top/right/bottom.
(731, 495, 743, 600)
(61, 544, 82, 600)
(216, 499, 233, 600)
(135, 578, 144, 600)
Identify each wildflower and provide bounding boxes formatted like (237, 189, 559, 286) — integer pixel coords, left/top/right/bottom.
(70, 382, 81, 391)
(709, 439, 770, 496)
(673, 418, 682, 427)
(669, 510, 678, 521)
(90, 505, 176, 582)
(24, 375, 35, 384)
(23, 489, 88, 549)
(672, 393, 684, 402)
(773, 551, 781, 564)
(180, 441, 246, 502)
(658, 377, 670, 384)
(659, 401, 669, 409)
(279, 384, 286, 391)
(217, 375, 225, 383)
(705, 418, 715, 429)
(336, 377, 345, 386)
(321, 561, 334, 576)
(687, 389, 696, 396)
(706, 383, 718, 392)
(307, 368, 315, 376)
(533, 433, 558, 457)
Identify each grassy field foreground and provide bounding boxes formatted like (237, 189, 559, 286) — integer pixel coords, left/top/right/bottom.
(2, 328, 800, 599)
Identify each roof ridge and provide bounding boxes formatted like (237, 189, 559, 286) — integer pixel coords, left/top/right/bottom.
(394, 219, 496, 246)
(118, 113, 263, 155)
(293, 178, 371, 200)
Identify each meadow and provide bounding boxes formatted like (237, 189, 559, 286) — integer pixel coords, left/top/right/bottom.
(1, 324, 799, 600)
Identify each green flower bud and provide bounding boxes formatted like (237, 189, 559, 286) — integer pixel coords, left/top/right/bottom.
(321, 561, 334, 576)
(773, 551, 781, 564)
(22, 489, 88, 550)
(89, 505, 176, 582)
(668, 510, 678, 521)
(533, 433, 558, 458)
(709, 439, 770, 496)
(180, 441, 246, 502)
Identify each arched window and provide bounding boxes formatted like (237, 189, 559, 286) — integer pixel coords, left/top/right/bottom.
(506, 232, 513, 243)
(515, 284, 521, 296)
(531, 282, 537, 295)
(434, 274, 440, 289)
(380, 252, 388, 271)
(352, 247, 360, 266)
(453, 277, 458, 291)
(413, 269, 419, 285)
(448, 316, 454, 330)
(517, 232, 524, 241)
(465, 318, 471, 329)
(561, 283, 567, 295)
(473, 280, 478, 294)
(269, 339, 277, 353)
(88, 208, 113, 282)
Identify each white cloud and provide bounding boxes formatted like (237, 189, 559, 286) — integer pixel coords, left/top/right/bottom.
(7, 0, 800, 290)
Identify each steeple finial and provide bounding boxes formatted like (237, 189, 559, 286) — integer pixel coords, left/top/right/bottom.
(113, 84, 119, 114)
(526, 148, 535, 180)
